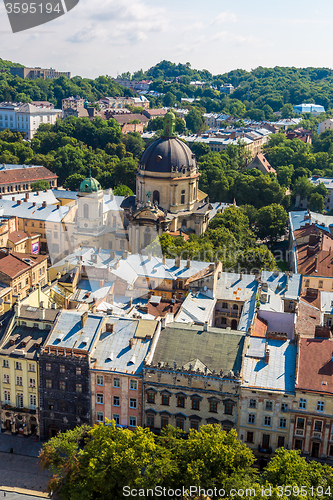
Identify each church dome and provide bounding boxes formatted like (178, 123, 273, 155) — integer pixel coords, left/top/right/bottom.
(140, 111, 196, 173)
(79, 172, 102, 193)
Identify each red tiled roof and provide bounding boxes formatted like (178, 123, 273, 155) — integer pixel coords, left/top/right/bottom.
(295, 232, 333, 277)
(296, 337, 333, 393)
(252, 317, 267, 338)
(295, 298, 321, 337)
(255, 153, 277, 174)
(147, 301, 181, 318)
(7, 231, 39, 244)
(0, 251, 46, 279)
(0, 166, 57, 185)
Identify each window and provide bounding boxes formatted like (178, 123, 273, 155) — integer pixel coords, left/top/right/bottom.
(177, 396, 185, 408)
(97, 412, 104, 423)
(248, 413, 255, 424)
(296, 418, 305, 429)
(161, 394, 170, 406)
(176, 417, 185, 430)
(18, 282, 21, 291)
(113, 414, 120, 424)
(161, 416, 169, 428)
(113, 396, 120, 406)
(76, 405, 83, 415)
(129, 416, 136, 427)
(190, 420, 199, 431)
(249, 399, 256, 408)
(129, 398, 137, 409)
(294, 439, 303, 451)
(264, 416, 271, 426)
(222, 302, 228, 309)
(46, 379, 52, 389)
(59, 365, 65, 374)
(209, 401, 218, 413)
(15, 362, 22, 370)
(96, 393, 104, 404)
(76, 384, 82, 393)
(317, 401, 325, 412)
(76, 367, 81, 376)
(16, 376, 22, 386)
(59, 401, 66, 412)
(147, 414, 155, 428)
(279, 418, 287, 428)
(299, 398, 307, 409)
(16, 393, 23, 408)
(192, 398, 200, 410)
(59, 381, 66, 391)
(4, 390, 10, 404)
(46, 363, 51, 372)
(29, 378, 36, 388)
(28, 363, 35, 372)
(180, 190, 185, 204)
(265, 401, 273, 411)
(147, 392, 155, 404)
(277, 436, 285, 448)
(30, 394, 36, 410)
(314, 421, 323, 432)
(130, 379, 137, 390)
(113, 378, 120, 388)
(3, 360, 9, 368)
(246, 431, 254, 443)
(3, 374, 9, 384)
(319, 280, 323, 288)
(224, 402, 233, 415)
(97, 375, 104, 386)
(281, 403, 288, 412)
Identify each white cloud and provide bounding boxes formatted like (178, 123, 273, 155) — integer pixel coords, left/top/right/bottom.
(212, 11, 237, 24)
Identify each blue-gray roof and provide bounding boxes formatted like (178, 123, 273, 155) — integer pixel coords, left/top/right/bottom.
(47, 310, 104, 351)
(0, 199, 70, 223)
(91, 318, 157, 375)
(289, 210, 333, 235)
(242, 339, 296, 394)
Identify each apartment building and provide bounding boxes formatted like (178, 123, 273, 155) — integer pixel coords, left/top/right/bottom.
(0, 102, 61, 139)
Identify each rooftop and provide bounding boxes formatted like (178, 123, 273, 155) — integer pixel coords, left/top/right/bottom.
(46, 310, 104, 352)
(0, 324, 51, 360)
(91, 317, 157, 375)
(175, 292, 216, 325)
(242, 338, 296, 394)
(296, 337, 333, 394)
(0, 199, 70, 223)
(150, 322, 245, 376)
(0, 166, 57, 186)
(0, 252, 47, 279)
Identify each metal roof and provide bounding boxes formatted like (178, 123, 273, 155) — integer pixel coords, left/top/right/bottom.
(176, 292, 216, 325)
(242, 339, 296, 394)
(0, 199, 70, 223)
(151, 322, 245, 375)
(47, 310, 104, 351)
(91, 318, 156, 374)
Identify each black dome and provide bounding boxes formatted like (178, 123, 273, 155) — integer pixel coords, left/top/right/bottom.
(140, 137, 196, 173)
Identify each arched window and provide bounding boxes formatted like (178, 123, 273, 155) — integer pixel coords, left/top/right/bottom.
(83, 203, 89, 219)
(153, 190, 160, 205)
(232, 304, 238, 311)
(181, 190, 185, 204)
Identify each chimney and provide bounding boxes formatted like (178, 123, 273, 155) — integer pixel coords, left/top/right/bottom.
(25, 193, 29, 199)
(162, 254, 166, 265)
(129, 338, 134, 349)
(129, 297, 133, 307)
(42, 201, 47, 208)
(148, 252, 152, 261)
(106, 323, 114, 332)
(14, 298, 21, 317)
(122, 250, 128, 260)
(17, 200, 21, 205)
(264, 348, 270, 364)
(36, 191, 39, 195)
(186, 257, 191, 269)
(175, 256, 181, 268)
(12, 197, 15, 201)
(203, 322, 208, 331)
(57, 204, 60, 210)
(81, 311, 89, 328)
(99, 279, 104, 288)
(32, 202, 36, 207)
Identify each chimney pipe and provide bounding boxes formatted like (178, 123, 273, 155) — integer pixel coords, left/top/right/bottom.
(129, 338, 134, 349)
(186, 257, 191, 269)
(264, 348, 270, 364)
(17, 200, 21, 205)
(81, 311, 89, 328)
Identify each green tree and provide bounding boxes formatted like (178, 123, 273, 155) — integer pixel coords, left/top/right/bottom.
(257, 204, 288, 242)
(113, 184, 134, 196)
(309, 192, 325, 213)
(63, 174, 86, 191)
(186, 108, 204, 134)
(30, 180, 50, 191)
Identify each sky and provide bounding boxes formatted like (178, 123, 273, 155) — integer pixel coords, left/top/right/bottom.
(1, 0, 333, 79)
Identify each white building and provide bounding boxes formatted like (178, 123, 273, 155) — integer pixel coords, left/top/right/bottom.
(0, 102, 61, 139)
(293, 103, 325, 116)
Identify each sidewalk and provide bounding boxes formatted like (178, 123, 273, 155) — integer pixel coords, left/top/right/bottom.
(0, 452, 51, 493)
(0, 433, 44, 458)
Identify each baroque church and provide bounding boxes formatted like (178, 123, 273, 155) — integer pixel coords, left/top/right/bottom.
(121, 111, 212, 253)
(57, 112, 213, 259)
